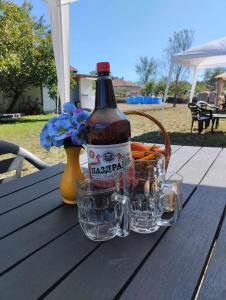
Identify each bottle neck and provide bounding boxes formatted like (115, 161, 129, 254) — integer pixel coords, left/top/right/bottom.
(95, 72, 117, 109)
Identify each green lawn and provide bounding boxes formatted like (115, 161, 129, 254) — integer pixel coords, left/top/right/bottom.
(121, 104, 226, 148)
(0, 104, 226, 177)
(0, 114, 67, 177)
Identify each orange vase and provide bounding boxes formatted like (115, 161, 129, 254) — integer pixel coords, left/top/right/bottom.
(60, 146, 86, 205)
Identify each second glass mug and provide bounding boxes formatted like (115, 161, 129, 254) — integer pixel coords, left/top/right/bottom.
(126, 157, 182, 233)
(158, 172, 183, 226)
(76, 177, 130, 241)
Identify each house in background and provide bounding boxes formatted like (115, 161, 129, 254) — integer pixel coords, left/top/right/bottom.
(0, 66, 97, 114)
(0, 70, 140, 114)
(0, 85, 55, 115)
(71, 67, 97, 110)
(112, 79, 141, 98)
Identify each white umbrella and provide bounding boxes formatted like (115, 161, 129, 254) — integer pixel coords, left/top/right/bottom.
(45, 0, 77, 110)
(164, 37, 226, 104)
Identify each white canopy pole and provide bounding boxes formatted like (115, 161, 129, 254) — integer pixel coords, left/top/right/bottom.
(189, 67, 199, 103)
(45, 0, 77, 111)
(163, 61, 173, 104)
(160, 61, 173, 123)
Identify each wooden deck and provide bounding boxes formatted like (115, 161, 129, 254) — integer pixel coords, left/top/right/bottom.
(0, 145, 226, 300)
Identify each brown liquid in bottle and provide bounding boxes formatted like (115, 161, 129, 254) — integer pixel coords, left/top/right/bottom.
(86, 62, 131, 180)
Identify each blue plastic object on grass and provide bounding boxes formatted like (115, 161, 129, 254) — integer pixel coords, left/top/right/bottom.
(126, 97, 162, 104)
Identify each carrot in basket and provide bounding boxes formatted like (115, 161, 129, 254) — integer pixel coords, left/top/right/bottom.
(132, 151, 152, 159)
(140, 152, 156, 160)
(154, 148, 165, 155)
(132, 151, 145, 159)
(149, 144, 160, 150)
(131, 142, 150, 151)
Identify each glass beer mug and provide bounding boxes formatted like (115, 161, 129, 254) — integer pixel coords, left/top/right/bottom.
(127, 155, 182, 233)
(76, 178, 130, 241)
(156, 172, 183, 226)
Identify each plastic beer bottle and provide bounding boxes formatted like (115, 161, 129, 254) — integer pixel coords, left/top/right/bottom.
(86, 62, 131, 182)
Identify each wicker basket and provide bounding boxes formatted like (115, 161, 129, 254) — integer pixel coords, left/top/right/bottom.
(124, 110, 171, 170)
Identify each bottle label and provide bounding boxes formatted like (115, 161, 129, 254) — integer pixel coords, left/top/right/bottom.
(87, 142, 131, 180)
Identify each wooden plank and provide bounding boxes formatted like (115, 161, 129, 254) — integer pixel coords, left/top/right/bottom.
(0, 154, 88, 199)
(0, 174, 61, 215)
(198, 148, 226, 188)
(0, 189, 63, 239)
(0, 205, 77, 275)
(119, 151, 226, 300)
(0, 226, 99, 300)
(45, 230, 164, 300)
(170, 145, 182, 153)
(0, 152, 87, 198)
(198, 215, 226, 300)
(0, 164, 64, 198)
(178, 147, 221, 201)
(167, 146, 200, 173)
(43, 147, 220, 300)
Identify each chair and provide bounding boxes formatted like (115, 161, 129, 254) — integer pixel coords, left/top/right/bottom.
(197, 101, 220, 131)
(188, 103, 213, 133)
(197, 101, 218, 111)
(0, 140, 50, 183)
(188, 103, 199, 132)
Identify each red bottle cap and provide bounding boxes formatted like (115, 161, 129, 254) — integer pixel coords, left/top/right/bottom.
(97, 62, 110, 73)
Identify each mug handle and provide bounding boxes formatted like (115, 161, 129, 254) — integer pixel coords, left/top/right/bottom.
(114, 194, 130, 237)
(156, 183, 182, 227)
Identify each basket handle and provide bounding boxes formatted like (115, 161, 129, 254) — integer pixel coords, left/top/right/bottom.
(124, 110, 171, 169)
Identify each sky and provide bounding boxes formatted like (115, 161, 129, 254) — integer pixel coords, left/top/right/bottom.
(14, 0, 226, 82)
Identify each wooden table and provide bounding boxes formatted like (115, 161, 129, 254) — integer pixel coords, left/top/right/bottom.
(1, 145, 226, 300)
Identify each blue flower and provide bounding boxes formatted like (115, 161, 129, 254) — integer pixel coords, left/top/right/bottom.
(40, 124, 54, 151)
(53, 139, 64, 147)
(63, 102, 76, 115)
(72, 109, 90, 129)
(40, 101, 90, 150)
(71, 124, 87, 145)
(48, 114, 73, 141)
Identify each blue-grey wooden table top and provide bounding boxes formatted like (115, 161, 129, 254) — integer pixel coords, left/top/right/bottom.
(0, 145, 226, 300)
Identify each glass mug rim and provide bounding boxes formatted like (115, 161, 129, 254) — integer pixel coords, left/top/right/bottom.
(76, 177, 120, 193)
(165, 172, 183, 182)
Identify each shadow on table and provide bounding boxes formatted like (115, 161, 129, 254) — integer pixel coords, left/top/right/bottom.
(132, 130, 226, 147)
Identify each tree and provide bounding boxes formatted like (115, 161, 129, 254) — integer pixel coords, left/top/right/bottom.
(164, 29, 194, 106)
(135, 56, 157, 84)
(142, 80, 155, 96)
(195, 81, 208, 93)
(112, 75, 124, 80)
(89, 70, 123, 80)
(89, 70, 97, 75)
(203, 67, 226, 91)
(169, 80, 191, 98)
(0, 1, 75, 113)
(154, 79, 166, 96)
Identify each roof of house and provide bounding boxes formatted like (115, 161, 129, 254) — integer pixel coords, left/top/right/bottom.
(70, 66, 78, 73)
(112, 79, 140, 88)
(70, 66, 97, 79)
(70, 67, 139, 84)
